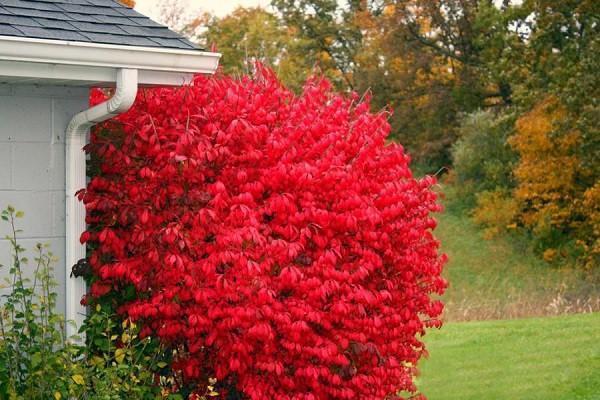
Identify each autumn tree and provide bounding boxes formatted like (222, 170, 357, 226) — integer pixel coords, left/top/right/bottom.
(505, 0, 599, 265)
(509, 98, 580, 252)
(378, 0, 528, 168)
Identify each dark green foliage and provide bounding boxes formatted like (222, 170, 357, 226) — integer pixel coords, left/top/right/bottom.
(451, 110, 517, 207)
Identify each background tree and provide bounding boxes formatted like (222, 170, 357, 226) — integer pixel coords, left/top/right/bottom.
(164, 0, 598, 267)
(271, 0, 365, 90)
(200, 7, 308, 90)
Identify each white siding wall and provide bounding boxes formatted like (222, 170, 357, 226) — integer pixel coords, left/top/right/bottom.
(0, 84, 88, 316)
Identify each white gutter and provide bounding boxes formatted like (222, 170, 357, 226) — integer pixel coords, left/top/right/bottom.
(0, 35, 220, 74)
(65, 68, 138, 339)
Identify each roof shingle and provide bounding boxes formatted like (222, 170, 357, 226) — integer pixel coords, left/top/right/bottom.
(0, 0, 201, 50)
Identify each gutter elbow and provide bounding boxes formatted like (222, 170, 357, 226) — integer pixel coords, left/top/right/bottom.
(104, 68, 138, 116)
(66, 68, 138, 137)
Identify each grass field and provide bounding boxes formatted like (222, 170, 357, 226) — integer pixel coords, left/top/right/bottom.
(408, 184, 600, 398)
(435, 209, 599, 321)
(417, 312, 600, 400)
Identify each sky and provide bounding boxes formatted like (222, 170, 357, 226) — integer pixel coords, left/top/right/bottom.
(135, 0, 523, 20)
(135, 0, 269, 19)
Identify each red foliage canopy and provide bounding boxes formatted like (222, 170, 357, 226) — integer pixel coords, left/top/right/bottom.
(81, 67, 447, 399)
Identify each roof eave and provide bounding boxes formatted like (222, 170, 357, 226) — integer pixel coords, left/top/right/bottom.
(0, 35, 221, 86)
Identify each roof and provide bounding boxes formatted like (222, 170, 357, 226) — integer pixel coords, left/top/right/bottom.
(0, 0, 199, 50)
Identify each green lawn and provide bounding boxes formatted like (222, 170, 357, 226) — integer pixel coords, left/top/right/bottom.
(411, 187, 600, 398)
(418, 312, 600, 400)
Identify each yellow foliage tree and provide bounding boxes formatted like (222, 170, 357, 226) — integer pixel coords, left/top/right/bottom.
(509, 96, 599, 266)
(509, 96, 580, 230)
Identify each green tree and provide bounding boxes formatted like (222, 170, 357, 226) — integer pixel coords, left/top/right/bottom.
(271, 0, 365, 90)
(200, 7, 308, 89)
(452, 110, 516, 203)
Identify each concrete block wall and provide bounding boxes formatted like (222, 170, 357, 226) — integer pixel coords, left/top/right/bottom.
(0, 84, 88, 316)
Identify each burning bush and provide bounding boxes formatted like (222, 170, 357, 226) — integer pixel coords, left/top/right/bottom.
(81, 67, 446, 399)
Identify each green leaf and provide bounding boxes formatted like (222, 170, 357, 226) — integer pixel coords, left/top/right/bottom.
(31, 352, 42, 368)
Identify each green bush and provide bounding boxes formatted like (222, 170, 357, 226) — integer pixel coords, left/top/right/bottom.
(0, 206, 194, 400)
(451, 110, 517, 207)
(0, 205, 83, 399)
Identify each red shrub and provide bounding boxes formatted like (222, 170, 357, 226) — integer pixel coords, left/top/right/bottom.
(81, 67, 446, 399)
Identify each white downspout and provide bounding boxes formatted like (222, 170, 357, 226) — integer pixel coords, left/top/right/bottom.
(65, 68, 138, 339)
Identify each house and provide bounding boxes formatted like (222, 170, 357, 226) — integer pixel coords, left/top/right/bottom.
(0, 0, 220, 337)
